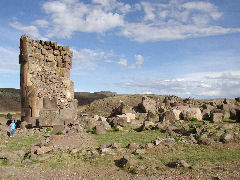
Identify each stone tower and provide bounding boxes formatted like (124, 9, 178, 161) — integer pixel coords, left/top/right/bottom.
(19, 35, 77, 126)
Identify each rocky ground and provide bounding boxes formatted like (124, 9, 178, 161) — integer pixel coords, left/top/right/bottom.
(0, 95, 240, 179)
(0, 119, 240, 179)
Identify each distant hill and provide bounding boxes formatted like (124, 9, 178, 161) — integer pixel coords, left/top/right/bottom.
(0, 88, 117, 113)
(75, 91, 117, 106)
(78, 94, 168, 117)
(0, 88, 21, 112)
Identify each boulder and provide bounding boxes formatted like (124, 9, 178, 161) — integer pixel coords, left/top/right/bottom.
(36, 146, 53, 155)
(100, 121, 111, 130)
(181, 108, 202, 121)
(142, 120, 155, 130)
(110, 117, 128, 127)
(162, 110, 177, 122)
(117, 113, 135, 123)
(127, 142, 139, 151)
(83, 118, 96, 131)
(199, 138, 215, 145)
(98, 116, 107, 122)
(211, 113, 223, 123)
(219, 104, 232, 111)
(172, 109, 181, 120)
(220, 132, 232, 143)
(202, 109, 211, 120)
(202, 104, 214, 111)
(139, 96, 157, 114)
(115, 155, 132, 168)
(95, 125, 106, 134)
(167, 160, 190, 168)
(235, 97, 240, 102)
(111, 143, 121, 149)
(112, 102, 134, 116)
(20, 121, 28, 129)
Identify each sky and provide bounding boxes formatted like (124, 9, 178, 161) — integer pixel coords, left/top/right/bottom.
(0, 0, 240, 99)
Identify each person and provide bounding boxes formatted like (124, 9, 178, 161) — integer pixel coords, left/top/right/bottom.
(10, 120, 16, 137)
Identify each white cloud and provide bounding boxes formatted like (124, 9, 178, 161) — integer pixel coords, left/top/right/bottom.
(119, 0, 240, 42)
(128, 54, 144, 69)
(141, 2, 155, 21)
(71, 48, 106, 71)
(182, 1, 222, 20)
(0, 47, 19, 73)
(105, 54, 144, 69)
(34, 19, 49, 28)
(9, 21, 40, 39)
(9, 0, 240, 42)
(113, 71, 240, 99)
(117, 58, 128, 66)
(42, 0, 125, 38)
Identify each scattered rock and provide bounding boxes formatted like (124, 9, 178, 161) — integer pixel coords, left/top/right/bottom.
(199, 137, 215, 145)
(211, 113, 223, 123)
(167, 160, 190, 168)
(138, 96, 157, 114)
(115, 155, 132, 168)
(95, 125, 106, 134)
(181, 108, 202, 121)
(111, 142, 121, 149)
(127, 142, 139, 151)
(220, 132, 232, 143)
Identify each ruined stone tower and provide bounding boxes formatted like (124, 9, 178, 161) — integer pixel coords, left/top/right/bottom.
(19, 35, 77, 126)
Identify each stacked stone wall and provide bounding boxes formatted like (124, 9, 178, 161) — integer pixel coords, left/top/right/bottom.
(19, 34, 77, 126)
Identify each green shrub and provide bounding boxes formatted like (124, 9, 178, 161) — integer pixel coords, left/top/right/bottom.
(191, 118, 198, 122)
(56, 130, 62, 135)
(0, 114, 5, 117)
(6, 113, 12, 119)
(112, 125, 119, 132)
(92, 127, 96, 134)
(0, 159, 8, 166)
(46, 127, 52, 133)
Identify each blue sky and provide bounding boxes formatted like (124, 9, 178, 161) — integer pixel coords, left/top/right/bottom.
(0, 0, 240, 99)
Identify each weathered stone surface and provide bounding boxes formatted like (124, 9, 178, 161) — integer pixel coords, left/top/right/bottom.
(110, 117, 128, 127)
(116, 113, 135, 123)
(211, 113, 223, 122)
(127, 142, 139, 150)
(95, 125, 106, 134)
(139, 96, 157, 114)
(220, 132, 232, 143)
(235, 97, 240, 102)
(181, 108, 202, 121)
(162, 110, 176, 122)
(99, 121, 112, 130)
(20, 121, 28, 129)
(202, 109, 211, 120)
(19, 35, 77, 126)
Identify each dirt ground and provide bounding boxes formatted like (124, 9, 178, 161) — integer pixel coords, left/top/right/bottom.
(0, 160, 240, 179)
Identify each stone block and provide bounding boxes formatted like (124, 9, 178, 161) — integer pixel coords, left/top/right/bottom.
(39, 109, 61, 126)
(211, 113, 223, 123)
(139, 96, 157, 114)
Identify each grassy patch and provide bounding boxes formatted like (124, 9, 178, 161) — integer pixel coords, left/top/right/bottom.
(131, 143, 240, 169)
(94, 127, 166, 147)
(0, 159, 8, 166)
(4, 134, 42, 152)
(56, 131, 62, 135)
